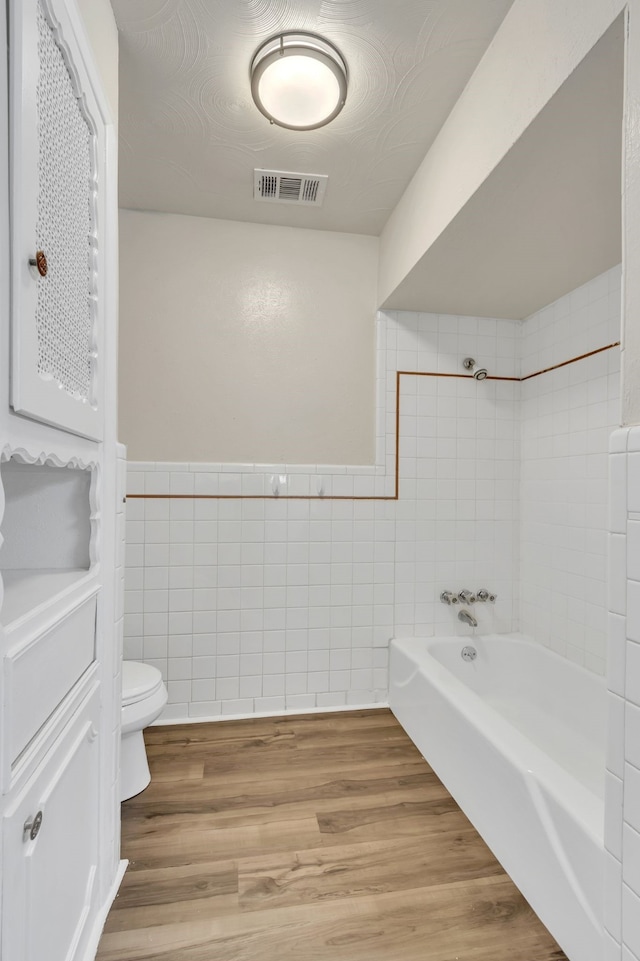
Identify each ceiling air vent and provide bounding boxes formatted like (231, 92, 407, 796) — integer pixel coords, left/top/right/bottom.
(254, 169, 328, 206)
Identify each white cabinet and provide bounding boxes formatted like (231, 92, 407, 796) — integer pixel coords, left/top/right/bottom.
(9, 0, 106, 441)
(2, 687, 100, 961)
(4, 592, 97, 768)
(0, 0, 121, 958)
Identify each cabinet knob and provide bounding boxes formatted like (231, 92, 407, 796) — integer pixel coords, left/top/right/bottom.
(28, 250, 48, 277)
(23, 810, 43, 842)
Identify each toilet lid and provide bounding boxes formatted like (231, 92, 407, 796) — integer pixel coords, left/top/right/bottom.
(122, 660, 164, 706)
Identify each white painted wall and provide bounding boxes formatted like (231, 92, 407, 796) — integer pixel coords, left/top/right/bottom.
(378, 0, 626, 308)
(119, 210, 378, 465)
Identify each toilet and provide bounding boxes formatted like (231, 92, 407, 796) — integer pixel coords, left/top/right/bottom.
(121, 660, 168, 802)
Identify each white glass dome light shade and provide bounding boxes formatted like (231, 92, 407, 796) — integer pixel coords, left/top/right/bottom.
(258, 54, 341, 129)
(250, 33, 348, 131)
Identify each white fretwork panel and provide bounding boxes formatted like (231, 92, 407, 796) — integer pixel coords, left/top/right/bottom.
(35, 1, 93, 401)
(10, 0, 104, 440)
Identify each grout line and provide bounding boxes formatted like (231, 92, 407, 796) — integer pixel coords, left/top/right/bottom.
(127, 341, 619, 501)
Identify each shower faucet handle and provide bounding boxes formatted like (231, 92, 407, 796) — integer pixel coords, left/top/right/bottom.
(440, 591, 459, 605)
(477, 589, 497, 602)
(458, 589, 477, 604)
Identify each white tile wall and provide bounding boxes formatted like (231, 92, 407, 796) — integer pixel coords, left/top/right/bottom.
(386, 332, 521, 640)
(125, 492, 397, 718)
(520, 267, 621, 673)
(520, 267, 620, 377)
(606, 426, 640, 961)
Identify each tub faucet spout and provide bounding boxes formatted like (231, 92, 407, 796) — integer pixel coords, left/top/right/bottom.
(458, 608, 478, 628)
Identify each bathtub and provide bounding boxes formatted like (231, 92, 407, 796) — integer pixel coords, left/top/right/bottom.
(389, 633, 605, 961)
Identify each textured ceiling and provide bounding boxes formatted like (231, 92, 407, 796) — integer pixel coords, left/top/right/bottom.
(112, 0, 515, 235)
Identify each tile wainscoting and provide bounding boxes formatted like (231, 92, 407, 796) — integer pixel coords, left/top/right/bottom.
(123, 266, 620, 721)
(606, 427, 640, 961)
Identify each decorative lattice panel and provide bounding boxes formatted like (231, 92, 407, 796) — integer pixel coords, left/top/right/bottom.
(35, 2, 94, 400)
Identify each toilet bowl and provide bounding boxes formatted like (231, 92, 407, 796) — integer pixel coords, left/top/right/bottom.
(121, 660, 168, 801)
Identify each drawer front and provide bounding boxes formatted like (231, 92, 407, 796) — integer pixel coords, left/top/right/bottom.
(2, 685, 100, 961)
(6, 592, 97, 763)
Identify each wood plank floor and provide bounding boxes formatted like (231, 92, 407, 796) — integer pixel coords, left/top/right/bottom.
(96, 709, 567, 961)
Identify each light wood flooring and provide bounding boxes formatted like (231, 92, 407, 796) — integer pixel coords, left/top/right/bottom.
(96, 709, 567, 961)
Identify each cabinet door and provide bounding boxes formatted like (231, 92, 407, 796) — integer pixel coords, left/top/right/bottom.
(10, 0, 108, 440)
(2, 688, 100, 961)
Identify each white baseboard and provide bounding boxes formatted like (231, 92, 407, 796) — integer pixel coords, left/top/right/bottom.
(153, 701, 390, 726)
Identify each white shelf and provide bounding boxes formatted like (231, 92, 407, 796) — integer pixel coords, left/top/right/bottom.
(1, 569, 90, 629)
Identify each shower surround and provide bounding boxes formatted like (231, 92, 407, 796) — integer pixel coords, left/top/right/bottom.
(123, 266, 620, 720)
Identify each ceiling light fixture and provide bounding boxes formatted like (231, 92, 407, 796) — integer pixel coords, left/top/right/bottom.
(250, 32, 348, 131)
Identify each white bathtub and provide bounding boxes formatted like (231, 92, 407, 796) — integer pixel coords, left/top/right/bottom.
(389, 633, 605, 961)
